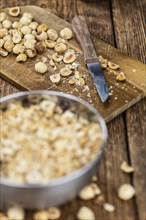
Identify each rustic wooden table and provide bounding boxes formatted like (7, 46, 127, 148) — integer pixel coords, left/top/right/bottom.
(0, 1, 145, 220)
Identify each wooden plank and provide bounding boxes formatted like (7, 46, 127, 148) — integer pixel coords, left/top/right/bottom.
(0, 6, 145, 124)
(112, 0, 146, 219)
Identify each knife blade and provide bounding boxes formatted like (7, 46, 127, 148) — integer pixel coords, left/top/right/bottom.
(72, 16, 109, 102)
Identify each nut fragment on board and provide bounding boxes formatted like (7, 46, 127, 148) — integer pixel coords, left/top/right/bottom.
(36, 31, 48, 41)
(52, 53, 63, 62)
(79, 183, 101, 200)
(0, 39, 4, 48)
(120, 161, 134, 173)
(16, 53, 27, 62)
(0, 28, 8, 38)
(116, 72, 126, 81)
(20, 16, 31, 25)
(77, 206, 95, 220)
(69, 78, 75, 85)
(98, 55, 108, 69)
(0, 12, 7, 22)
(35, 41, 46, 53)
(47, 29, 58, 41)
(25, 48, 37, 58)
(118, 184, 135, 200)
(7, 206, 25, 220)
(60, 27, 73, 40)
(50, 73, 61, 83)
(4, 40, 14, 52)
(29, 21, 38, 30)
(37, 24, 48, 32)
(108, 61, 119, 70)
(63, 51, 76, 64)
(55, 42, 67, 53)
(13, 44, 25, 54)
(8, 7, 20, 17)
(45, 40, 56, 49)
(33, 210, 49, 220)
(23, 12, 33, 20)
(2, 20, 12, 29)
(35, 61, 48, 74)
(103, 203, 115, 212)
(49, 59, 55, 67)
(0, 48, 8, 56)
(60, 67, 72, 76)
(47, 207, 61, 220)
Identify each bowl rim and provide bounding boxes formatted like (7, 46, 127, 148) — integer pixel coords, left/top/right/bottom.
(0, 90, 108, 188)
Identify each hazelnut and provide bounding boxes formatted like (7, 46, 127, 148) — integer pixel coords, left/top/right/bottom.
(35, 41, 46, 53)
(16, 53, 27, 62)
(45, 40, 56, 49)
(13, 44, 25, 54)
(103, 203, 115, 212)
(63, 51, 76, 63)
(33, 210, 49, 220)
(35, 61, 48, 74)
(0, 28, 8, 38)
(36, 31, 48, 41)
(0, 48, 8, 56)
(4, 40, 14, 52)
(108, 61, 119, 70)
(98, 55, 108, 69)
(0, 39, 4, 48)
(7, 206, 25, 220)
(12, 34, 22, 44)
(24, 40, 36, 50)
(21, 26, 31, 35)
(23, 12, 33, 20)
(60, 67, 72, 76)
(47, 207, 61, 220)
(8, 7, 21, 17)
(77, 206, 95, 220)
(50, 73, 61, 83)
(116, 72, 126, 81)
(2, 20, 12, 29)
(49, 59, 55, 67)
(55, 43, 67, 53)
(3, 35, 12, 42)
(60, 27, 73, 40)
(24, 33, 35, 40)
(52, 53, 63, 62)
(47, 29, 58, 40)
(68, 78, 75, 85)
(120, 161, 134, 173)
(12, 21, 22, 29)
(29, 22, 38, 30)
(37, 24, 48, 32)
(0, 12, 7, 22)
(25, 48, 36, 58)
(20, 16, 31, 25)
(118, 184, 135, 200)
(56, 37, 67, 44)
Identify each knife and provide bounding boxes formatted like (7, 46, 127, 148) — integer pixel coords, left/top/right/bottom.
(72, 16, 109, 102)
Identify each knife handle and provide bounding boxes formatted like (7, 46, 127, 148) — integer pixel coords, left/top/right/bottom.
(72, 16, 98, 64)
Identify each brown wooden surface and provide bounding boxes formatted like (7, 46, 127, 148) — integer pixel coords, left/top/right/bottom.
(0, 6, 145, 124)
(0, 1, 146, 220)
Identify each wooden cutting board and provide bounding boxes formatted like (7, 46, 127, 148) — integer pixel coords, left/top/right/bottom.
(0, 6, 145, 122)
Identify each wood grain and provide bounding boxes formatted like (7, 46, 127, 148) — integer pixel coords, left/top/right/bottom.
(112, 0, 146, 219)
(0, 1, 145, 220)
(0, 6, 145, 124)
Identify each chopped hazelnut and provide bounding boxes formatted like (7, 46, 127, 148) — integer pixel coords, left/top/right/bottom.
(8, 7, 21, 17)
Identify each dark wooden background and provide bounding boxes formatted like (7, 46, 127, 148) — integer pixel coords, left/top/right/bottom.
(0, 1, 146, 220)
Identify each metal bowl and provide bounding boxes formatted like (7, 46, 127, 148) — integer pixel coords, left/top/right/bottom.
(0, 90, 108, 209)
